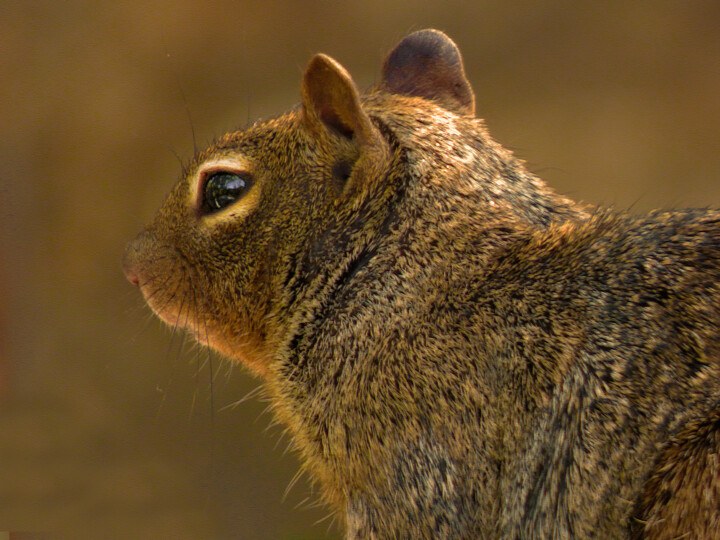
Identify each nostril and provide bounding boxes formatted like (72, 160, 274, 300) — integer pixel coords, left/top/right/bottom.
(124, 264, 140, 287)
(122, 237, 147, 288)
(123, 229, 159, 288)
(122, 250, 141, 287)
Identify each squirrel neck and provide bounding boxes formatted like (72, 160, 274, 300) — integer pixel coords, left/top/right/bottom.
(265, 98, 588, 508)
(368, 93, 586, 228)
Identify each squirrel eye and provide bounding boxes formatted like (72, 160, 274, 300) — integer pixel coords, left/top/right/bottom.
(203, 171, 253, 213)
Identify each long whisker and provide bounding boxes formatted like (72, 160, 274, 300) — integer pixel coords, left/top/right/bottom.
(219, 384, 265, 411)
(283, 467, 305, 502)
(187, 273, 217, 423)
(159, 280, 188, 416)
(164, 49, 197, 155)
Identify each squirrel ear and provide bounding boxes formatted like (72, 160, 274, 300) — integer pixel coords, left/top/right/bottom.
(379, 29, 475, 116)
(302, 54, 379, 147)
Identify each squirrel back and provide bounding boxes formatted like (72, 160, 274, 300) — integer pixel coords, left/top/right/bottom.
(123, 29, 720, 538)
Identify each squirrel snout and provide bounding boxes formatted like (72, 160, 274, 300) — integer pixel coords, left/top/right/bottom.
(122, 242, 141, 287)
(122, 232, 155, 287)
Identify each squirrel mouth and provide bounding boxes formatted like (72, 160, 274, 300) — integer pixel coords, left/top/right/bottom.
(141, 290, 212, 345)
(138, 282, 269, 373)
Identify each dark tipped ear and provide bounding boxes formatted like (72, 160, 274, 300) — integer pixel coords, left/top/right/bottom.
(302, 54, 379, 147)
(379, 29, 475, 116)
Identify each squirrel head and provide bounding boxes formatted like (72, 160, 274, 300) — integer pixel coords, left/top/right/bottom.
(122, 30, 485, 375)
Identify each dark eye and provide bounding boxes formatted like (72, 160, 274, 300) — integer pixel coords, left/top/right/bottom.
(203, 171, 253, 213)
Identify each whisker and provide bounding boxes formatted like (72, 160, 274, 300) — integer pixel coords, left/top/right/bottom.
(156, 281, 188, 418)
(324, 514, 339, 536)
(282, 437, 295, 457)
(218, 384, 265, 411)
(187, 273, 217, 422)
(283, 468, 305, 502)
(313, 510, 336, 526)
(164, 49, 198, 154)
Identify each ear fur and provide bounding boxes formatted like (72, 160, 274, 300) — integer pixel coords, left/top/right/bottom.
(302, 54, 379, 148)
(379, 29, 475, 116)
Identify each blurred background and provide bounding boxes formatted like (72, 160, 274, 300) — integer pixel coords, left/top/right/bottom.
(2, 1, 720, 538)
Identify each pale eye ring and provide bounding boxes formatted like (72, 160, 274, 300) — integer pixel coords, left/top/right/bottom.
(202, 171, 253, 214)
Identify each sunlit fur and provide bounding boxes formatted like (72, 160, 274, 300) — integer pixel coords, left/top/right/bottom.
(124, 30, 720, 538)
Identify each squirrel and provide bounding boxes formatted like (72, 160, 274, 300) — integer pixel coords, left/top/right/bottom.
(123, 29, 720, 539)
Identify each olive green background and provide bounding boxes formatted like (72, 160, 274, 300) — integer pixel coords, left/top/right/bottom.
(2, 1, 719, 538)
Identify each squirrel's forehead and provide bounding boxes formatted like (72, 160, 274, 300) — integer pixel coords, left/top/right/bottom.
(205, 116, 299, 153)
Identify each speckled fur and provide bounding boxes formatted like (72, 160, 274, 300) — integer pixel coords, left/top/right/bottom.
(124, 30, 720, 538)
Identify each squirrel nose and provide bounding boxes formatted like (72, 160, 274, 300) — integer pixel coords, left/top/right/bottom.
(122, 242, 141, 287)
(122, 231, 154, 287)
(123, 261, 140, 287)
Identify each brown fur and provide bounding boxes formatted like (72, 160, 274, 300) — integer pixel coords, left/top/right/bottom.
(124, 29, 720, 538)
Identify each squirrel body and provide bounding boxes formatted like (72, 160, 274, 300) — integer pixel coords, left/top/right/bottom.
(124, 30, 720, 538)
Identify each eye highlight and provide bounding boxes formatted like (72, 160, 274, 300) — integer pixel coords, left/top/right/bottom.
(202, 171, 253, 213)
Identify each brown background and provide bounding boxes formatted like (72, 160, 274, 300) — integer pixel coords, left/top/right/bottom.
(2, 1, 720, 538)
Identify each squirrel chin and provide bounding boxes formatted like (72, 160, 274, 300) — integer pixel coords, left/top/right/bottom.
(137, 281, 271, 375)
